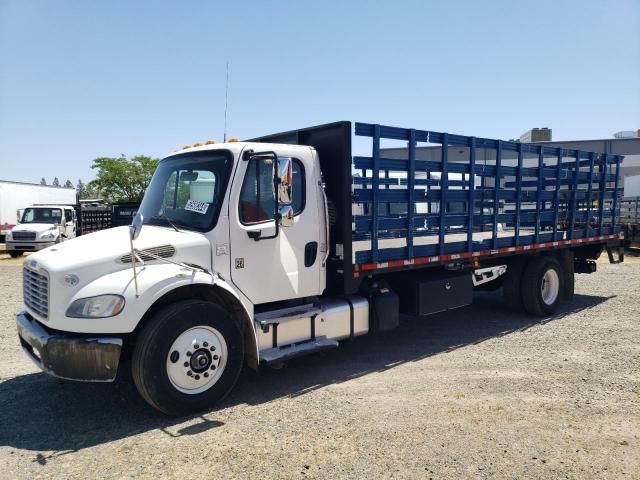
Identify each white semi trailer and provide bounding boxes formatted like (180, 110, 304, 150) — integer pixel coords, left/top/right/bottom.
(0, 180, 76, 240)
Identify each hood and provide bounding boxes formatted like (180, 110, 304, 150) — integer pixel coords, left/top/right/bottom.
(12, 223, 58, 234)
(27, 225, 212, 277)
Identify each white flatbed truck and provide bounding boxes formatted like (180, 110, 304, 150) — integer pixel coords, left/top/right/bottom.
(15, 121, 624, 415)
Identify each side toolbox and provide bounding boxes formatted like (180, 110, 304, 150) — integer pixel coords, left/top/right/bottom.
(391, 269, 473, 316)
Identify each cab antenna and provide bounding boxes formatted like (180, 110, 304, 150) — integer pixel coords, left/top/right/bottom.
(223, 61, 230, 143)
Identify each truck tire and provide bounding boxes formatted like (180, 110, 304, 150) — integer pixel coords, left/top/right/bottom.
(521, 256, 563, 317)
(502, 257, 527, 312)
(8, 251, 23, 258)
(132, 300, 244, 416)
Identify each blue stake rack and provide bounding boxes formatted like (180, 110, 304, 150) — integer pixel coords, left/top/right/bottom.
(352, 123, 623, 266)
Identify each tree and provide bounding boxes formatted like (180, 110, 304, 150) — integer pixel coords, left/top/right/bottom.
(88, 155, 159, 203)
(64, 179, 73, 188)
(76, 179, 85, 198)
(40, 178, 47, 185)
(52, 177, 60, 187)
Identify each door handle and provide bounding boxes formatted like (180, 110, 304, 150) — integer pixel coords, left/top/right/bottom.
(304, 242, 318, 267)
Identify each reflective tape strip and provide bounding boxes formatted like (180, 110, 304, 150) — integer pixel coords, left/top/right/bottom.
(356, 233, 621, 273)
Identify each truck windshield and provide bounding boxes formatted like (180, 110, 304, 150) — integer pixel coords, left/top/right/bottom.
(21, 208, 63, 224)
(138, 150, 233, 232)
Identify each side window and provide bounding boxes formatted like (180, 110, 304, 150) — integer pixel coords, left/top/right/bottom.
(64, 209, 74, 222)
(239, 158, 305, 225)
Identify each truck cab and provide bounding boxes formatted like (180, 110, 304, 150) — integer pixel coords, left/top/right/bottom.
(15, 141, 361, 415)
(6, 204, 77, 257)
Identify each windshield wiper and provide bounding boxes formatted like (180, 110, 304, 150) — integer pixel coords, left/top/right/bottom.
(150, 213, 180, 232)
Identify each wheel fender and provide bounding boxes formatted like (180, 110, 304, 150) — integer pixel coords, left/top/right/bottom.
(135, 265, 258, 367)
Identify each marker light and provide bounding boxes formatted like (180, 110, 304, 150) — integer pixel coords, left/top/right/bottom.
(229, 138, 239, 143)
(183, 145, 192, 149)
(193, 143, 203, 147)
(205, 140, 216, 145)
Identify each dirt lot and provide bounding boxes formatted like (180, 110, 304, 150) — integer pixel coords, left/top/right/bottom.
(0, 252, 638, 479)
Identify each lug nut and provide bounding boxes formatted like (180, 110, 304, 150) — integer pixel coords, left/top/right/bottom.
(183, 362, 189, 367)
(194, 343, 200, 349)
(213, 355, 219, 360)
(211, 365, 216, 370)
(210, 346, 216, 352)
(203, 342, 209, 347)
(186, 351, 192, 357)
(204, 372, 209, 378)
(187, 371, 193, 377)
(195, 375, 200, 380)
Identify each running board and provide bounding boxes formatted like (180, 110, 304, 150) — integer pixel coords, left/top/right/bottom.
(254, 303, 322, 331)
(260, 336, 339, 364)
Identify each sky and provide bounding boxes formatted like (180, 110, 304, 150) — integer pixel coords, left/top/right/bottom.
(1, 0, 639, 185)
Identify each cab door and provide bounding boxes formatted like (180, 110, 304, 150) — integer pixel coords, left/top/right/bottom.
(63, 208, 76, 239)
(228, 147, 323, 305)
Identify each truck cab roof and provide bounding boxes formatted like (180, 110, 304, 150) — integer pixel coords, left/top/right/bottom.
(165, 141, 314, 160)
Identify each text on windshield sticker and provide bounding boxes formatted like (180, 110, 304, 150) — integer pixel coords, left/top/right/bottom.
(185, 199, 210, 214)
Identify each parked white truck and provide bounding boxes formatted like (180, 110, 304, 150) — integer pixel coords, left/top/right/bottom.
(6, 204, 77, 257)
(15, 121, 624, 415)
(0, 180, 76, 240)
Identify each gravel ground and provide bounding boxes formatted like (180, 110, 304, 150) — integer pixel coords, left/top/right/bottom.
(0, 251, 638, 479)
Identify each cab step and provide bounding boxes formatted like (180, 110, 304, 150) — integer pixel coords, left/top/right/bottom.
(260, 336, 338, 364)
(254, 303, 322, 331)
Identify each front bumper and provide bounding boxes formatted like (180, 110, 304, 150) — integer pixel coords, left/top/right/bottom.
(16, 310, 122, 382)
(6, 241, 55, 252)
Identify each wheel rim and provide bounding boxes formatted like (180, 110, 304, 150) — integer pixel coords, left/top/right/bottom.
(541, 268, 560, 306)
(166, 326, 228, 395)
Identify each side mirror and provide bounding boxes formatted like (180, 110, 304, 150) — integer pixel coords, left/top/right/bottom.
(130, 212, 144, 240)
(277, 157, 293, 204)
(279, 205, 294, 227)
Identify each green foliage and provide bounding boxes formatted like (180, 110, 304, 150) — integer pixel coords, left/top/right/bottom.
(76, 179, 96, 199)
(88, 155, 159, 203)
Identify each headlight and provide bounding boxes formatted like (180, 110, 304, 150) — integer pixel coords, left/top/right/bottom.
(5, 231, 11, 241)
(40, 230, 57, 240)
(66, 295, 125, 318)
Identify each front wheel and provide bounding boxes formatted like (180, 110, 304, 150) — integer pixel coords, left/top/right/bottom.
(8, 251, 23, 258)
(132, 300, 244, 416)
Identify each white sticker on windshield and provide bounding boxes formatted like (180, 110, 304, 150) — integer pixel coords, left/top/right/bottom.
(185, 199, 210, 214)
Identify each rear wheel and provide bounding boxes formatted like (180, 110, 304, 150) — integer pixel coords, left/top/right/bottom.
(521, 256, 563, 317)
(8, 251, 23, 258)
(132, 300, 244, 416)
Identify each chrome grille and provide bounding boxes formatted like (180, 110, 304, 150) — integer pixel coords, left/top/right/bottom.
(13, 231, 36, 241)
(118, 245, 176, 264)
(23, 267, 49, 319)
